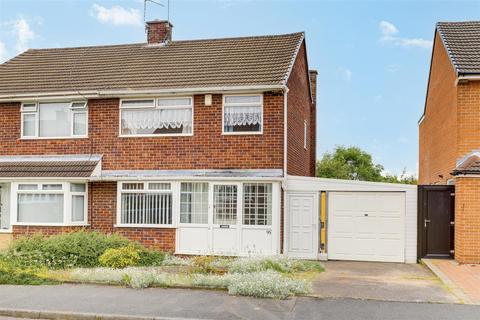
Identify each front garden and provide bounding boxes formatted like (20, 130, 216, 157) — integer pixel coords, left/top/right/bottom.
(0, 231, 323, 299)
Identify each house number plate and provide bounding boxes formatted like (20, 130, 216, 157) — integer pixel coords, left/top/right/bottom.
(220, 225, 230, 228)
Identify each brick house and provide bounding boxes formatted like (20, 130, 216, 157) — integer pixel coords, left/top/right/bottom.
(0, 20, 317, 255)
(419, 21, 480, 263)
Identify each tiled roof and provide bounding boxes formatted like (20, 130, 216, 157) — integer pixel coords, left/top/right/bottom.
(0, 32, 304, 96)
(452, 154, 480, 175)
(437, 21, 480, 75)
(0, 155, 101, 178)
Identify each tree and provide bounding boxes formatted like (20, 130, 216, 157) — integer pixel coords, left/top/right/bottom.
(316, 146, 417, 184)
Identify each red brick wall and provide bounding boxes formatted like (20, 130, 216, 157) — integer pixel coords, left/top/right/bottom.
(13, 182, 176, 252)
(0, 93, 284, 171)
(454, 177, 480, 263)
(457, 81, 480, 159)
(419, 32, 458, 184)
(287, 41, 316, 177)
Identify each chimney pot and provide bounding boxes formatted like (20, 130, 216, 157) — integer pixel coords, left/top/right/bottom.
(146, 20, 173, 44)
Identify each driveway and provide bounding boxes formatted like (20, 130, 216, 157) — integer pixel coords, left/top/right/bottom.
(311, 261, 460, 303)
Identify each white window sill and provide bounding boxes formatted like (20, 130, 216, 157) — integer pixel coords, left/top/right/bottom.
(20, 136, 89, 140)
(221, 131, 263, 136)
(0, 229, 13, 234)
(114, 224, 175, 229)
(12, 223, 90, 227)
(118, 134, 193, 138)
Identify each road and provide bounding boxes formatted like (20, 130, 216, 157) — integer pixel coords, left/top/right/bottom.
(0, 284, 479, 320)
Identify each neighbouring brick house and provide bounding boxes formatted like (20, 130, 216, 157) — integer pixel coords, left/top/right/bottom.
(0, 20, 316, 255)
(419, 21, 480, 263)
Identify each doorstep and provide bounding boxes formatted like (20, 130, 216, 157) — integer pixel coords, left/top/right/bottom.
(422, 259, 480, 304)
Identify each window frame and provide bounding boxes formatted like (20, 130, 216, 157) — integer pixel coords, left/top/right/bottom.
(304, 120, 308, 150)
(222, 94, 264, 135)
(179, 182, 210, 225)
(119, 97, 194, 138)
(20, 101, 88, 139)
(11, 181, 88, 226)
(116, 181, 177, 228)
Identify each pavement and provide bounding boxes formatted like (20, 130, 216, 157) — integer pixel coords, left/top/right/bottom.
(423, 259, 480, 304)
(311, 260, 459, 303)
(0, 284, 479, 320)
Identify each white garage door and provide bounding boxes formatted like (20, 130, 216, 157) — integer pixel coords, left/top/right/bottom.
(328, 192, 405, 263)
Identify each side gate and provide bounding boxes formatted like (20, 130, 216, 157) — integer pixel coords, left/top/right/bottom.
(417, 185, 455, 260)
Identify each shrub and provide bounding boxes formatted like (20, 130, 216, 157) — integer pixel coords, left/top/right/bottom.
(162, 254, 191, 266)
(190, 256, 219, 274)
(137, 249, 165, 267)
(227, 270, 310, 299)
(99, 246, 140, 269)
(8, 231, 131, 269)
(192, 273, 230, 289)
(0, 258, 55, 285)
(228, 256, 293, 274)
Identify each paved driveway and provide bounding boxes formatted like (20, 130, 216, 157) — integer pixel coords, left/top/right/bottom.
(311, 261, 460, 303)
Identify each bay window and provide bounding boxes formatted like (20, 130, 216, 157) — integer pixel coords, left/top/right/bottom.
(120, 97, 193, 136)
(14, 182, 87, 225)
(119, 182, 173, 226)
(21, 102, 88, 138)
(223, 95, 263, 134)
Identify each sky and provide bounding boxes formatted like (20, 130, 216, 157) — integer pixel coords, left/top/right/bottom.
(1, 0, 479, 176)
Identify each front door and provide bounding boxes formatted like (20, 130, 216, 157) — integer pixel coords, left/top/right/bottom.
(418, 186, 454, 259)
(212, 183, 241, 255)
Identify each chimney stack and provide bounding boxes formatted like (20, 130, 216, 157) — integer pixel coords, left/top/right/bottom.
(146, 20, 173, 45)
(309, 70, 318, 105)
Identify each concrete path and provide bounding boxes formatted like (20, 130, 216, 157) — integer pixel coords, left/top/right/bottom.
(0, 284, 479, 320)
(311, 261, 459, 303)
(423, 259, 480, 304)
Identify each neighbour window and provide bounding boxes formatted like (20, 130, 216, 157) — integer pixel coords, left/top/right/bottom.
(119, 182, 173, 225)
(15, 182, 87, 224)
(120, 97, 193, 136)
(180, 183, 209, 224)
(223, 95, 263, 133)
(304, 120, 308, 149)
(243, 183, 272, 225)
(21, 102, 88, 138)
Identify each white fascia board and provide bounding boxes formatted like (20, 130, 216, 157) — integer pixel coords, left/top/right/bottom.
(0, 85, 286, 102)
(0, 154, 103, 162)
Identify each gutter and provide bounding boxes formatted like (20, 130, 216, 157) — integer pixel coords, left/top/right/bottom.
(0, 85, 285, 102)
(455, 74, 480, 86)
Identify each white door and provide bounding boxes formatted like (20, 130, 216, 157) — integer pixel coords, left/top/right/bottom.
(212, 183, 241, 255)
(287, 194, 318, 258)
(328, 192, 405, 263)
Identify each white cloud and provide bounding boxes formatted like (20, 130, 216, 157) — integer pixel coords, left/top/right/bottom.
(379, 20, 398, 36)
(338, 67, 352, 82)
(10, 18, 35, 53)
(379, 20, 432, 49)
(91, 4, 142, 26)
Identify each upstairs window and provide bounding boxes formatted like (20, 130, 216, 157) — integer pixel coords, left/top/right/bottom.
(223, 95, 263, 134)
(120, 97, 193, 136)
(21, 102, 88, 138)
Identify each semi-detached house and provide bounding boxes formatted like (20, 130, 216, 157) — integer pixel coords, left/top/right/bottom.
(0, 20, 317, 256)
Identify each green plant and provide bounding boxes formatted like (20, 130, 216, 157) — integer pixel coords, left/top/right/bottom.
(191, 256, 219, 274)
(99, 246, 140, 269)
(8, 231, 132, 269)
(0, 258, 56, 285)
(137, 249, 165, 266)
(228, 270, 310, 299)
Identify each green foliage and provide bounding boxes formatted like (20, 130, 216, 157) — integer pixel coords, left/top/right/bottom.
(0, 257, 56, 285)
(137, 249, 165, 267)
(99, 246, 140, 269)
(190, 255, 219, 274)
(9, 231, 135, 269)
(291, 260, 325, 273)
(316, 146, 417, 184)
(228, 256, 322, 274)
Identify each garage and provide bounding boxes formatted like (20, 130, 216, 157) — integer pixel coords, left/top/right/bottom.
(285, 176, 417, 263)
(328, 192, 405, 262)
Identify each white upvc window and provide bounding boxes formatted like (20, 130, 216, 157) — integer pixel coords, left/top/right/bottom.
(243, 183, 272, 226)
(117, 182, 174, 227)
(180, 182, 209, 224)
(223, 94, 263, 134)
(13, 182, 88, 226)
(304, 120, 308, 150)
(120, 97, 193, 137)
(21, 102, 88, 139)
